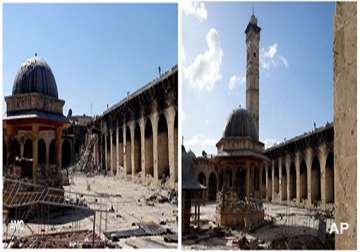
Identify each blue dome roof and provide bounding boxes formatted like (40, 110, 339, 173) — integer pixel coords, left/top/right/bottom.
(12, 56, 58, 98)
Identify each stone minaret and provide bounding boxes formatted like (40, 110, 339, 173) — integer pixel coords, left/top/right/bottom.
(245, 14, 261, 135)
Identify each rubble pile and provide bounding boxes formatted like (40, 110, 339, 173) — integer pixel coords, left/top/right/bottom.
(68, 134, 98, 176)
(5, 230, 119, 248)
(269, 235, 326, 249)
(145, 189, 177, 206)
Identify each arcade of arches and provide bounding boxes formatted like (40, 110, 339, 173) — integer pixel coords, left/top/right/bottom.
(194, 124, 334, 210)
(91, 67, 178, 189)
(3, 128, 86, 181)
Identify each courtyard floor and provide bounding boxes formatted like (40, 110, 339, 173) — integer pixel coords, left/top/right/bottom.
(3, 174, 178, 249)
(182, 202, 334, 249)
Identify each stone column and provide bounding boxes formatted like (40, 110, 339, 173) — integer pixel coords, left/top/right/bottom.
(139, 116, 146, 182)
(204, 172, 209, 202)
(246, 162, 251, 198)
(259, 165, 263, 199)
(110, 128, 113, 175)
(55, 127, 62, 172)
(305, 147, 312, 207)
(94, 137, 98, 167)
(45, 140, 50, 173)
(20, 141, 24, 158)
(104, 132, 108, 173)
(128, 121, 135, 179)
(150, 112, 159, 185)
(116, 121, 119, 175)
(165, 106, 176, 188)
(286, 155, 291, 203)
(278, 157, 283, 202)
(295, 152, 301, 204)
(265, 163, 269, 200)
(5, 125, 15, 166)
(32, 124, 39, 184)
(98, 136, 102, 170)
(271, 159, 275, 201)
(122, 123, 127, 174)
(319, 144, 327, 209)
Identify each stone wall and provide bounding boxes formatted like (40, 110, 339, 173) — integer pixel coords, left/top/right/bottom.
(333, 2, 357, 249)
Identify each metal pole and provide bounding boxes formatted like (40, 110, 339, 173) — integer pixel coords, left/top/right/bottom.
(105, 211, 108, 232)
(92, 212, 96, 248)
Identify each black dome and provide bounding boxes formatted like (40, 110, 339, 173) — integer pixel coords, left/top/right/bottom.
(223, 108, 258, 140)
(12, 56, 58, 98)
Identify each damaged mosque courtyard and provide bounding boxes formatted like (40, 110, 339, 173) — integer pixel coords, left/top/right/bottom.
(182, 2, 356, 250)
(2, 53, 178, 248)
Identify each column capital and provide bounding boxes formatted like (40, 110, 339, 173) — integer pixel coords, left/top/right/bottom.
(150, 111, 160, 129)
(32, 124, 39, 133)
(138, 116, 145, 128)
(150, 100, 159, 113)
(165, 89, 177, 108)
(318, 143, 328, 161)
(285, 154, 291, 168)
(128, 120, 136, 131)
(305, 147, 313, 166)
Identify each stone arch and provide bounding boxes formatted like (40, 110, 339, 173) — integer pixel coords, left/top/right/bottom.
(208, 172, 217, 201)
(101, 135, 105, 171)
(145, 117, 153, 177)
(267, 167, 272, 201)
(198, 172, 206, 202)
(198, 172, 206, 186)
(49, 140, 56, 164)
(126, 126, 131, 174)
(3, 140, 7, 166)
(11, 138, 21, 163)
(38, 139, 46, 165)
(236, 168, 246, 200)
(300, 160, 307, 201)
(254, 166, 260, 192)
(118, 125, 124, 167)
(289, 162, 296, 200)
(158, 113, 169, 180)
(281, 165, 287, 200)
(174, 112, 178, 182)
(62, 139, 71, 168)
(106, 134, 110, 171)
(261, 167, 266, 198)
(218, 170, 224, 191)
(311, 157, 321, 204)
(74, 140, 81, 158)
(226, 169, 233, 188)
(325, 152, 334, 203)
(274, 163, 279, 195)
(134, 122, 141, 174)
(24, 139, 32, 159)
(111, 129, 116, 175)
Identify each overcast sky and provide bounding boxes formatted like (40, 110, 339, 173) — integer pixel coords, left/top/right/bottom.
(182, 1, 334, 155)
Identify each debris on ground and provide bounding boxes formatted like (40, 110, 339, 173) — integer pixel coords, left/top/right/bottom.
(270, 235, 326, 249)
(5, 230, 119, 248)
(164, 233, 178, 243)
(104, 221, 171, 240)
(145, 192, 169, 205)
